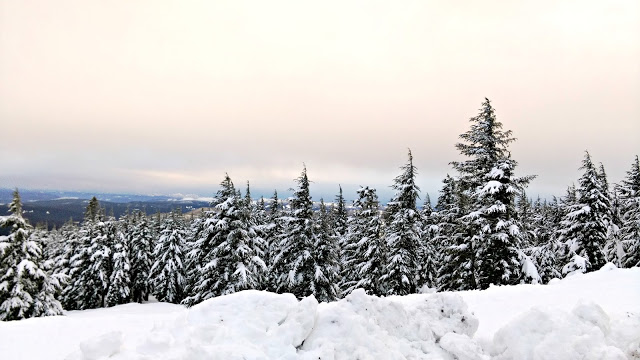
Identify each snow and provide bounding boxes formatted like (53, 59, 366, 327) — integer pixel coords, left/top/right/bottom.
(458, 264, 640, 356)
(0, 266, 638, 359)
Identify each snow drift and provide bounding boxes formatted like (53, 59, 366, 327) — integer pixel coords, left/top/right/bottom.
(0, 265, 638, 359)
(66, 289, 484, 360)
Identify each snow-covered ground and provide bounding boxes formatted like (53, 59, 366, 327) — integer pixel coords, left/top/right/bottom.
(1, 265, 639, 359)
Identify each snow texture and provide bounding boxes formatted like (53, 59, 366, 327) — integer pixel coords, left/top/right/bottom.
(0, 265, 638, 359)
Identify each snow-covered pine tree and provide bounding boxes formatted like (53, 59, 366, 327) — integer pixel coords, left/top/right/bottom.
(273, 165, 316, 298)
(418, 193, 438, 290)
(53, 220, 79, 283)
(149, 209, 187, 303)
(129, 210, 153, 303)
(0, 189, 63, 320)
(106, 228, 131, 306)
(342, 186, 387, 296)
(559, 152, 610, 274)
(517, 191, 535, 247)
(381, 149, 422, 295)
(436, 175, 477, 291)
(604, 192, 625, 267)
(528, 198, 562, 283)
(312, 199, 340, 302)
(183, 174, 264, 305)
(263, 190, 282, 292)
(333, 185, 348, 244)
(450, 99, 534, 289)
(63, 197, 112, 309)
(245, 182, 268, 290)
(182, 209, 214, 305)
(619, 155, 640, 268)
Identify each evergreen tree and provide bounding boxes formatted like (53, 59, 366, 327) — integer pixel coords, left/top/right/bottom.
(312, 199, 340, 302)
(450, 99, 533, 289)
(333, 185, 348, 242)
(106, 229, 131, 306)
(244, 182, 268, 290)
(342, 186, 387, 296)
(149, 209, 187, 303)
(619, 155, 640, 267)
(64, 197, 112, 309)
(182, 209, 213, 304)
(381, 149, 422, 295)
(436, 175, 477, 291)
(529, 198, 562, 283)
(604, 192, 624, 267)
(559, 152, 610, 274)
(0, 189, 63, 320)
(273, 165, 316, 298)
(129, 210, 153, 303)
(183, 174, 264, 305)
(418, 193, 438, 290)
(263, 190, 282, 292)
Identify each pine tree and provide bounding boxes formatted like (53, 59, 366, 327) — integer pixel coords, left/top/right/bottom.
(0, 189, 63, 320)
(149, 209, 187, 303)
(273, 165, 316, 298)
(333, 185, 348, 242)
(529, 198, 562, 283)
(342, 186, 387, 296)
(129, 210, 153, 303)
(559, 152, 610, 274)
(450, 99, 533, 289)
(619, 155, 640, 267)
(183, 174, 264, 305)
(263, 190, 282, 292)
(436, 175, 477, 291)
(182, 209, 213, 304)
(244, 182, 268, 290)
(106, 229, 131, 306)
(418, 193, 438, 290)
(382, 149, 422, 295)
(64, 197, 112, 309)
(312, 199, 340, 302)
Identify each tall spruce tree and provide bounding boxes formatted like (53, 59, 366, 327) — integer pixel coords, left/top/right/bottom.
(273, 165, 316, 298)
(0, 189, 63, 321)
(559, 152, 610, 273)
(450, 98, 533, 289)
(619, 156, 640, 267)
(129, 210, 153, 303)
(106, 229, 131, 306)
(436, 175, 477, 291)
(312, 199, 340, 302)
(333, 185, 348, 242)
(418, 194, 438, 290)
(263, 190, 282, 292)
(381, 149, 422, 295)
(149, 209, 187, 303)
(183, 174, 264, 305)
(64, 197, 112, 309)
(182, 209, 214, 305)
(342, 186, 387, 296)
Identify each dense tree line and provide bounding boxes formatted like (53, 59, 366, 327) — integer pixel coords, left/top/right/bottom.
(1, 99, 638, 320)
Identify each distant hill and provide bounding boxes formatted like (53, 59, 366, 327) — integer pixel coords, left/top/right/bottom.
(0, 194, 211, 233)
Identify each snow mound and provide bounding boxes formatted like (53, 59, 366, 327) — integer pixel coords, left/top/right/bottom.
(492, 302, 638, 359)
(65, 289, 484, 360)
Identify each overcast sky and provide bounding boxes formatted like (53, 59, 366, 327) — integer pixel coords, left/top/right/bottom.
(1, 0, 638, 202)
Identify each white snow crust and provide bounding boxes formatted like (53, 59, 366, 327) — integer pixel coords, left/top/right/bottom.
(0, 265, 638, 359)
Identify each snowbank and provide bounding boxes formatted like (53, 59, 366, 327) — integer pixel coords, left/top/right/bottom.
(458, 264, 640, 358)
(0, 265, 638, 359)
(63, 289, 483, 360)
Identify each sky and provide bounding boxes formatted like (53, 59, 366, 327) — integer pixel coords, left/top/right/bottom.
(1, 0, 638, 202)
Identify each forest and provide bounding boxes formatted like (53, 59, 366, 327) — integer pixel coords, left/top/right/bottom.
(1, 98, 638, 321)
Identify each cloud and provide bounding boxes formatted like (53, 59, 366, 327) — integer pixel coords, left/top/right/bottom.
(0, 0, 638, 201)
